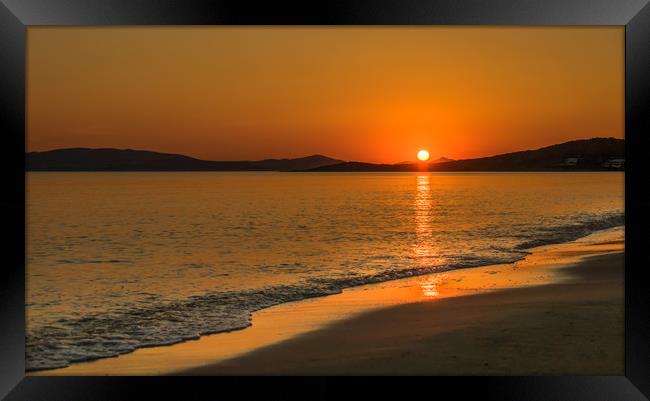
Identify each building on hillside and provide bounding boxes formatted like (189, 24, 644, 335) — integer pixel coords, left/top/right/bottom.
(561, 156, 581, 167)
(602, 158, 625, 169)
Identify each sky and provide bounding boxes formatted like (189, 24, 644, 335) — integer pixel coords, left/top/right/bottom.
(27, 27, 624, 163)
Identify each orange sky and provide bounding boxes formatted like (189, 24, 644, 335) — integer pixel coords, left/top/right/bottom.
(27, 27, 624, 163)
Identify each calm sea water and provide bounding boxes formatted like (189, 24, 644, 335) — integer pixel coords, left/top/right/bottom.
(26, 172, 624, 370)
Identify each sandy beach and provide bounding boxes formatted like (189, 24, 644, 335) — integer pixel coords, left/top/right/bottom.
(185, 252, 623, 375)
(34, 227, 623, 376)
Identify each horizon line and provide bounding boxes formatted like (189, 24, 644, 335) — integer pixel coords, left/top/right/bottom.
(26, 136, 624, 165)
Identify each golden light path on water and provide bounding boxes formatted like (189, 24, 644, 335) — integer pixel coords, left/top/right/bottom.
(414, 174, 445, 298)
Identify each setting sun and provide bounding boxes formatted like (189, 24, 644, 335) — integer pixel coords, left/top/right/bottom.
(417, 150, 430, 161)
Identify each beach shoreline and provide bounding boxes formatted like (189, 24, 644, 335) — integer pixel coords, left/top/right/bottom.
(32, 226, 624, 376)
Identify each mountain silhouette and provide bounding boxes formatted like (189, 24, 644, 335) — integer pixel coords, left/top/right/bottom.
(27, 138, 623, 172)
(394, 157, 454, 165)
(306, 138, 624, 172)
(26, 148, 343, 171)
(432, 157, 455, 164)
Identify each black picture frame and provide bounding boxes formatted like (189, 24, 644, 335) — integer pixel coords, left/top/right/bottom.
(2, 1, 649, 400)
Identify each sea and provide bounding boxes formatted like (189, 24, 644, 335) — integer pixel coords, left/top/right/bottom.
(26, 171, 624, 371)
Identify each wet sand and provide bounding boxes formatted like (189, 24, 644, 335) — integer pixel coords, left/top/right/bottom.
(183, 236, 624, 375)
(34, 228, 624, 375)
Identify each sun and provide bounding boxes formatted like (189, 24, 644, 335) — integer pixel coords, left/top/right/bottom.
(417, 150, 430, 161)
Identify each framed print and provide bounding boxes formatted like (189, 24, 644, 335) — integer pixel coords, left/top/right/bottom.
(1, 0, 650, 400)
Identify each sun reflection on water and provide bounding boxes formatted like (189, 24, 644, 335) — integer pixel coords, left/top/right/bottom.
(419, 274, 447, 297)
(414, 174, 434, 262)
(413, 174, 446, 297)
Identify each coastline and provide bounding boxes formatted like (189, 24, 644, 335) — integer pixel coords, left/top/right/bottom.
(32, 226, 624, 375)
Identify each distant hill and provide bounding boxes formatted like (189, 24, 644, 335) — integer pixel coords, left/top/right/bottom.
(26, 148, 343, 171)
(307, 138, 624, 172)
(395, 157, 454, 165)
(26, 138, 624, 172)
(432, 157, 455, 164)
